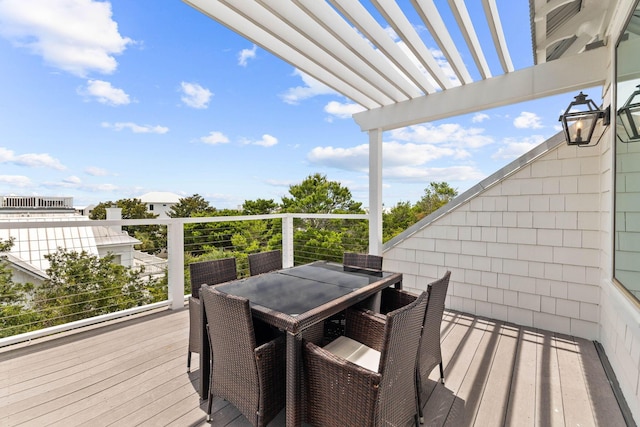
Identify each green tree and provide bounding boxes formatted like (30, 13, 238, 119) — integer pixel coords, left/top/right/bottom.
(33, 249, 156, 327)
(281, 173, 367, 264)
(281, 173, 363, 214)
(242, 198, 279, 215)
(90, 198, 158, 220)
(0, 238, 37, 338)
(415, 182, 457, 220)
(168, 194, 215, 218)
(383, 201, 419, 242)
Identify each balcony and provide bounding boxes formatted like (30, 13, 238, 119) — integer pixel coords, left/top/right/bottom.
(0, 304, 627, 426)
(0, 214, 633, 425)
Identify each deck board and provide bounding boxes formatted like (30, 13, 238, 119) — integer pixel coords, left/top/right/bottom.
(0, 307, 628, 426)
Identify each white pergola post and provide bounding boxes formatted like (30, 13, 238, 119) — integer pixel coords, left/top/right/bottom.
(282, 214, 294, 268)
(369, 128, 383, 256)
(167, 221, 185, 310)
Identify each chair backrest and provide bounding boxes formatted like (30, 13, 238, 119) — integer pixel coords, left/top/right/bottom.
(418, 271, 451, 380)
(377, 289, 429, 425)
(189, 257, 237, 298)
(248, 249, 282, 276)
(200, 286, 260, 419)
(342, 252, 383, 271)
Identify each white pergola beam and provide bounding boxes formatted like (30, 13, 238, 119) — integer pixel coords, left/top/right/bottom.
(411, 0, 473, 85)
(369, 0, 451, 91)
(448, 0, 492, 79)
(292, 0, 427, 98)
(353, 47, 607, 132)
(327, 0, 439, 97)
(482, 0, 514, 73)
(219, 0, 398, 106)
(257, 0, 414, 102)
(183, 0, 382, 108)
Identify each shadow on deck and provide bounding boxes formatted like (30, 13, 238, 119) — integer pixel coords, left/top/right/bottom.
(0, 307, 629, 426)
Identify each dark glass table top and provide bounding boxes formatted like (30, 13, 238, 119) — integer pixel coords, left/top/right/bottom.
(215, 261, 393, 315)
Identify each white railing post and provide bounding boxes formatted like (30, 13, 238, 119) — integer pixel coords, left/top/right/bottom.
(282, 214, 294, 268)
(167, 219, 185, 310)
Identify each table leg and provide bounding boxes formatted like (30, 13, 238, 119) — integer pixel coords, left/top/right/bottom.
(286, 331, 303, 427)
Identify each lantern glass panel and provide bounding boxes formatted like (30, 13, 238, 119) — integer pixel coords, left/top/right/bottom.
(621, 104, 640, 140)
(564, 113, 598, 145)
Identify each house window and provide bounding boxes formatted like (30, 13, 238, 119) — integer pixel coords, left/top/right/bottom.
(614, 0, 640, 303)
(149, 205, 154, 211)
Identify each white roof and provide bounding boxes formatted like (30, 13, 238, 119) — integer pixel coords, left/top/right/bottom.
(138, 192, 182, 204)
(0, 216, 139, 276)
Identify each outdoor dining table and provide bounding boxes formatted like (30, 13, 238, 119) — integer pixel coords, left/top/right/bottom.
(199, 260, 403, 427)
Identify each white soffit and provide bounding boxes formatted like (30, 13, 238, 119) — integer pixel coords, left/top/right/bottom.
(183, 0, 611, 131)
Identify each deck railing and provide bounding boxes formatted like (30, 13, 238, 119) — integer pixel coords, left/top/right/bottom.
(0, 213, 369, 346)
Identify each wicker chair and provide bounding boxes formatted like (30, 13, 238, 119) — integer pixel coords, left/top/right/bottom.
(201, 286, 286, 427)
(187, 257, 238, 372)
(325, 252, 384, 339)
(303, 289, 429, 427)
(248, 249, 282, 276)
(378, 271, 451, 421)
(342, 252, 383, 271)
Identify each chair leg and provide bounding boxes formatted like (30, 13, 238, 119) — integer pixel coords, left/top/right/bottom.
(417, 372, 424, 424)
(439, 362, 445, 384)
(187, 351, 191, 373)
(206, 391, 213, 422)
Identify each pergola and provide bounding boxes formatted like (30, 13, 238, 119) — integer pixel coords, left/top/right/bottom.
(183, 0, 611, 254)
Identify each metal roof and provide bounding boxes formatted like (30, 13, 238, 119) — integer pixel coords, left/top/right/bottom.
(0, 216, 140, 276)
(184, 0, 613, 132)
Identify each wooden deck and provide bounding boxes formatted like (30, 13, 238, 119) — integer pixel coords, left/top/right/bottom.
(0, 307, 628, 426)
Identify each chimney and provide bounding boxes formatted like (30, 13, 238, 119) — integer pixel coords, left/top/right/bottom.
(106, 206, 122, 234)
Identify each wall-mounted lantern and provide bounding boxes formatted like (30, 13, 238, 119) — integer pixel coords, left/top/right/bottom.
(618, 85, 640, 142)
(559, 92, 610, 146)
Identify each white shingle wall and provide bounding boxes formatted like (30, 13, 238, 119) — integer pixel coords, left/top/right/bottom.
(384, 141, 603, 339)
(385, 113, 640, 421)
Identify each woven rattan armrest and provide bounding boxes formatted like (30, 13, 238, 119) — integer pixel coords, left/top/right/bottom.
(345, 307, 386, 351)
(380, 287, 418, 314)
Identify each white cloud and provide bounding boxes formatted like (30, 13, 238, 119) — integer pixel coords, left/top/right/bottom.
(514, 111, 543, 129)
(63, 175, 82, 184)
(42, 179, 120, 192)
(307, 141, 456, 172)
(389, 123, 494, 149)
(238, 44, 257, 66)
(0, 0, 133, 77)
(472, 113, 490, 123)
(80, 79, 130, 105)
(84, 166, 109, 176)
(306, 120, 495, 183)
(0, 147, 66, 170)
(180, 81, 212, 109)
(280, 69, 337, 104)
(308, 144, 369, 172)
(102, 122, 169, 134)
(200, 131, 229, 145)
(383, 165, 485, 183)
(491, 135, 545, 160)
(253, 134, 278, 147)
(324, 101, 365, 119)
(0, 175, 31, 187)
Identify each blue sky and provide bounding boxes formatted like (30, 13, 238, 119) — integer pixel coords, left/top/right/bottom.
(0, 0, 599, 210)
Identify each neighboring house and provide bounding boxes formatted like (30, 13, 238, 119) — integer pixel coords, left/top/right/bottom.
(138, 192, 181, 218)
(75, 204, 96, 217)
(0, 196, 165, 286)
